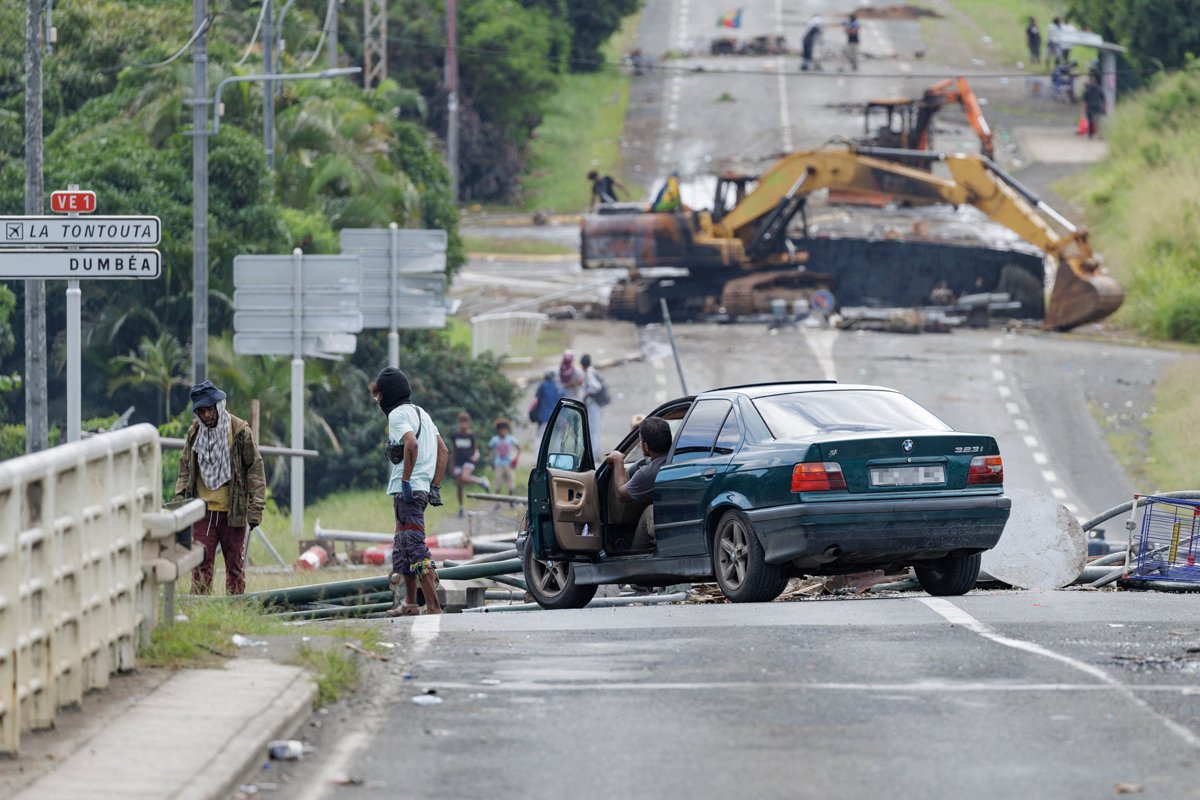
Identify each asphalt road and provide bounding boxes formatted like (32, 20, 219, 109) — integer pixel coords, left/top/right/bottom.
(299, 592, 1200, 800)
(269, 3, 1198, 798)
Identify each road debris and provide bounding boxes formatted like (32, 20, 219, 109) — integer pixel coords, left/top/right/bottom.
(345, 642, 389, 661)
(982, 488, 1086, 589)
(1113, 783, 1143, 794)
(412, 691, 443, 706)
(267, 740, 305, 761)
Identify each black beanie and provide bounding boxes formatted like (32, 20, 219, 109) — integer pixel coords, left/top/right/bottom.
(375, 367, 411, 416)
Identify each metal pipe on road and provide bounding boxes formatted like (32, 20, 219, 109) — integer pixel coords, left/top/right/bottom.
(1080, 491, 1200, 533)
(244, 558, 522, 608)
(443, 549, 518, 567)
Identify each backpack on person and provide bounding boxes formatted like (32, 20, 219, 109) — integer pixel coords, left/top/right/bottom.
(592, 374, 612, 406)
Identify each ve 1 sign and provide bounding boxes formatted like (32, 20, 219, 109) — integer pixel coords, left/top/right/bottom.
(50, 190, 96, 214)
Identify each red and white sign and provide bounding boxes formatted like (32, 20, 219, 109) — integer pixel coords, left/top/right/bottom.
(50, 190, 96, 214)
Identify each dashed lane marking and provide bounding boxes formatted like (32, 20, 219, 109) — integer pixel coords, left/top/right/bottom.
(1042, 469, 1059, 483)
(920, 598, 1200, 750)
(992, 369, 1005, 382)
(997, 385, 1011, 398)
(1032, 452, 1048, 465)
(1023, 435, 1039, 448)
(1005, 402, 1020, 415)
(1014, 418, 1029, 431)
(799, 328, 838, 381)
(774, 0, 793, 152)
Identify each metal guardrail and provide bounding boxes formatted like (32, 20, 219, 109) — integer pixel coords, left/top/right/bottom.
(0, 425, 203, 754)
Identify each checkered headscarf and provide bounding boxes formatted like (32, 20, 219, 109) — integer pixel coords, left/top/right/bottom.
(195, 399, 232, 490)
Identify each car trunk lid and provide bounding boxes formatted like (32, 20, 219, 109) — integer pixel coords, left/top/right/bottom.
(816, 432, 999, 492)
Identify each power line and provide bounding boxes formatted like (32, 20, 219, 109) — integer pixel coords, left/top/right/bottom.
(134, 14, 213, 69)
(236, 0, 269, 66)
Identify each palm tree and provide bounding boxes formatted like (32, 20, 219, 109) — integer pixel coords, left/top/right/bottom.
(107, 332, 190, 421)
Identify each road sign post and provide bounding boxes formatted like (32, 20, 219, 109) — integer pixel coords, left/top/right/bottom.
(0, 188, 163, 443)
(339, 225, 447, 367)
(233, 249, 364, 536)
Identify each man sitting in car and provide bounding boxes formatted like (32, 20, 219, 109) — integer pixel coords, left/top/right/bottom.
(605, 416, 672, 551)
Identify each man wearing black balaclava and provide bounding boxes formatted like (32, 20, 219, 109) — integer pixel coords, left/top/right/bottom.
(372, 367, 449, 615)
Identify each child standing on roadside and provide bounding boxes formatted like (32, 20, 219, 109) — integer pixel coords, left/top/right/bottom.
(488, 419, 522, 497)
(450, 411, 491, 517)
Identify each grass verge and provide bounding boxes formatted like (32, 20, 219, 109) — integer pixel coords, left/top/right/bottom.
(139, 597, 370, 706)
(463, 235, 575, 256)
(920, 0, 1096, 72)
(1067, 64, 1200, 340)
(521, 12, 643, 212)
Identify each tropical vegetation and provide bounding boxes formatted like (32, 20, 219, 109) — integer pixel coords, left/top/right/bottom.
(0, 0, 634, 508)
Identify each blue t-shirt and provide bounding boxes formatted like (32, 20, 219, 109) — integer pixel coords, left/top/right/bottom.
(489, 434, 519, 467)
(387, 404, 438, 494)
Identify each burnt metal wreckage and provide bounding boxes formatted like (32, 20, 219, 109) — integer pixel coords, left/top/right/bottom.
(582, 146, 1122, 331)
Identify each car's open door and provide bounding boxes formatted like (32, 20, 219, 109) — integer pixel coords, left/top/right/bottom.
(528, 399, 602, 557)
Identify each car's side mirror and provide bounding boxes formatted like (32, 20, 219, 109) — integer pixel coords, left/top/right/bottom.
(547, 452, 577, 471)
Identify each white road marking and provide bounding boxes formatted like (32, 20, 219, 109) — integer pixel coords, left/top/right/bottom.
(997, 385, 1011, 398)
(920, 598, 1200, 750)
(411, 613, 442, 657)
(1032, 452, 1048, 465)
(992, 336, 1003, 349)
(1041, 469, 1059, 483)
(294, 616, 443, 800)
(1022, 435, 1038, 448)
(1014, 418, 1029, 431)
(990, 354, 1002, 365)
(774, 0, 793, 152)
(992, 369, 1005, 382)
(1005, 402, 1020, 415)
(1052, 487, 1068, 500)
(799, 328, 838, 381)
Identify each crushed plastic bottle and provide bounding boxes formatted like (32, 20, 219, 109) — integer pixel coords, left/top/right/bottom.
(411, 691, 443, 706)
(267, 740, 304, 761)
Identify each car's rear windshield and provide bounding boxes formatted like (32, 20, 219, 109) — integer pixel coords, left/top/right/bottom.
(752, 390, 952, 438)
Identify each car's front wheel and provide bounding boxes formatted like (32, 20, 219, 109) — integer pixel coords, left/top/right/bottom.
(523, 543, 598, 610)
(712, 510, 787, 603)
(915, 552, 982, 596)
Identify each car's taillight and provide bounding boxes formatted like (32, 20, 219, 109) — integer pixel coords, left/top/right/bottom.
(792, 462, 847, 492)
(967, 455, 1004, 485)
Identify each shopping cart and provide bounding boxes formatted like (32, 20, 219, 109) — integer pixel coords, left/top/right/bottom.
(1127, 495, 1200, 583)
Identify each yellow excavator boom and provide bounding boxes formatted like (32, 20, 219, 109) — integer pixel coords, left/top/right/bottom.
(707, 147, 1122, 329)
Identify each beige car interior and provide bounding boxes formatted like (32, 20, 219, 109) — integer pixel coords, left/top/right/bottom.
(549, 404, 689, 554)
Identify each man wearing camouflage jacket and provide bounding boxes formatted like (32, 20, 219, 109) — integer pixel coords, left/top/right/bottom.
(173, 380, 266, 595)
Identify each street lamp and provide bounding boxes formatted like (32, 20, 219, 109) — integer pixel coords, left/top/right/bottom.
(191, 65, 360, 386)
(212, 66, 361, 137)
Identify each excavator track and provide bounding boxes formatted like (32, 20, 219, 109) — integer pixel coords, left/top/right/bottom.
(719, 271, 835, 317)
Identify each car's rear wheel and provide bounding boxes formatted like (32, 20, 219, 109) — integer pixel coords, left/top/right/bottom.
(915, 552, 982, 596)
(523, 543, 597, 610)
(712, 510, 787, 603)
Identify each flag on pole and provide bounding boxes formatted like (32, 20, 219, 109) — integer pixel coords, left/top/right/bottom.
(651, 173, 683, 212)
(717, 7, 743, 29)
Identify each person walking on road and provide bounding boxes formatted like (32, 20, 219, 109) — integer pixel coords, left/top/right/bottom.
(488, 419, 522, 497)
(173, 380, 265, 596)
(559, 349, 583, 399)
(450, 411, 490, 518)
(588, 170, 627, 210)
(1026, 17, 1042, 65)
(532, 368, 565, 442)
(373, 367, 449, 616)
(580, 354, 609, 457)
(801, 15, 823, 71)
(842, 13, 861, 71)
(1082, 74, 1106, 138)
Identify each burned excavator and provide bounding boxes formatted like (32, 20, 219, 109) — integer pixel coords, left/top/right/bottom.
(581, 146, 1123, 330)
(858, 76, 995, 162)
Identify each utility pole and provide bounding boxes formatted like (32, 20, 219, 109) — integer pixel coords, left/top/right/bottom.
(363, 0, 387, 89)
(445, 0, 459, 203)
(326, 0, 340, 68)
(24, 0, 47, 452)
(263, 0, 275, 170)
(190, 0, 209, 384)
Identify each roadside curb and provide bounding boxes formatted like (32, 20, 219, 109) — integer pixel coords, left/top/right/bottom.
(13, 660, 315, 800)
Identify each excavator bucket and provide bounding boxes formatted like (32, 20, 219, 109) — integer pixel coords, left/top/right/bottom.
(1043, 259, 1124, 330)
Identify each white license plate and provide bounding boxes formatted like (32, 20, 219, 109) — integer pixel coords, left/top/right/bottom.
(870, 465, 945, 487)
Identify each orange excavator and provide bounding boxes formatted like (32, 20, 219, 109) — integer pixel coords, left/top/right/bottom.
(858, 76, 994, 162)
